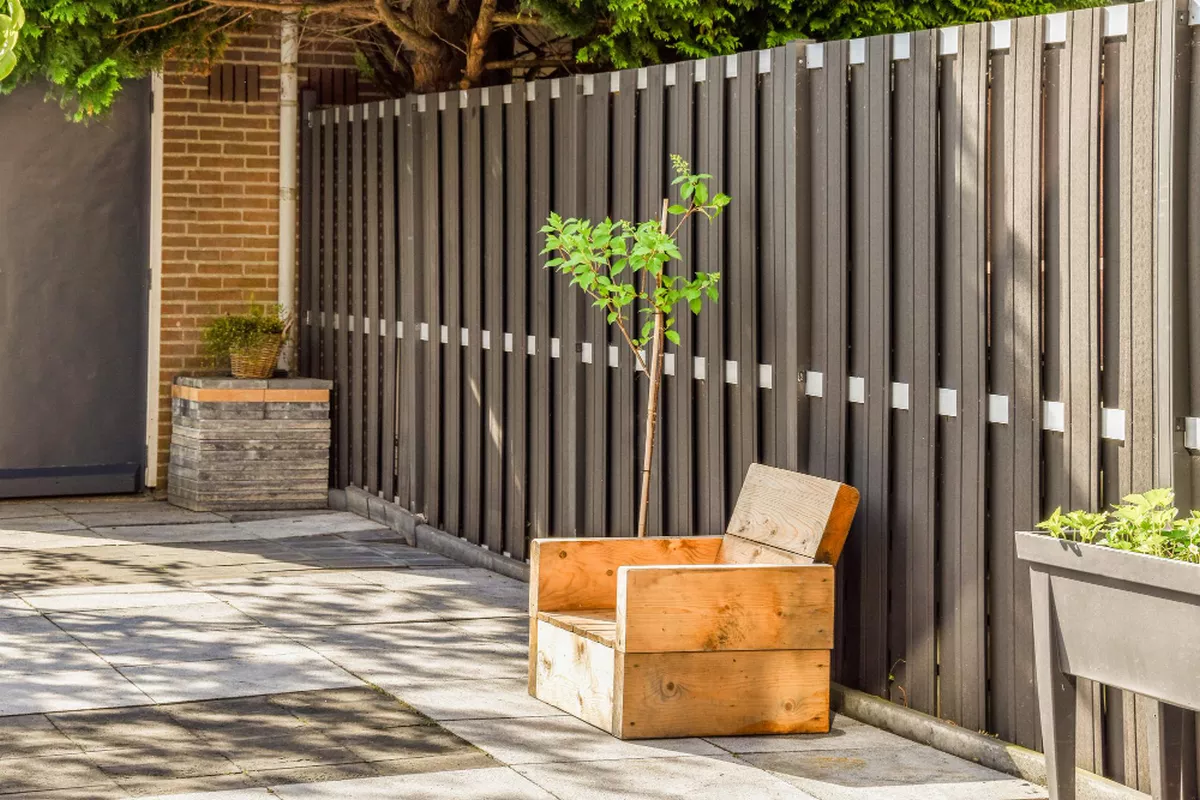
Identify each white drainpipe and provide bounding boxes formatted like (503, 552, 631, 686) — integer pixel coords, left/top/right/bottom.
(278, 12, 299, 371)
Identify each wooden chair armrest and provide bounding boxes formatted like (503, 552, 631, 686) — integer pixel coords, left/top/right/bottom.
(530, 536, 723, 613)
(615, 563, 834, 652)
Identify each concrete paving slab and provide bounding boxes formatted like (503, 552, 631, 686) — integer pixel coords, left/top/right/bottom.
(20, 589, 218, 613)
(515, 754, 819, 800)
(0, 713, 85, 759)
(93, 627, 305, 668)
(0, 668, 153, 716)
(269, 767, 556, 799)
(118, 653, 360, 704)
(385, 678, 566, 722)
(742, 746, 1049, 800)
(47, 706, 203, 752)
(0, 516, 89, 533)
(705, 716, 920, 754)
(0, 751, 127, 793)
(140, 789, 273, 800)
(309, 639, 527, 686)
(0, 501, 59, 519)
(442, 715, 726, 765)
(0, 529, 120, 549)
(66, 507, 228, 528)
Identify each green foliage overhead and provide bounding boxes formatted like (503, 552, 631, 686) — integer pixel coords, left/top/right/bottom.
(531, 0, 1103, 69)
(0, 0, 229, 120)
(1037, 489, 1200, 563)
(0, 0, 23, 80)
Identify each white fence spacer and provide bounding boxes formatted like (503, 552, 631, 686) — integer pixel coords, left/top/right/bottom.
(419, 322, 430, 341)
(460, 327, 470, 347)
(319, 311, 326, 328)
(725, 360, 739, 385)
(695, 60, 707, 82)
(1104, 4, 1129, 38)
(848, 376, 866, 404)
(893, 33, 912, 61)
(665, 353, 676, 376)
(849, 39, 867, 65)
(938, 388, 958, 417)
(550, 337, 561, 359)
(333, 314, 340, 331)
(504, 332, 514, 352)
(1102, 407, 1127, 442)
(481, 330, 491, 350)
(758, 50, 772, 73)
(806, 43, 825, 70)
(416, 95, 427, 113)
(440, 325, 449, 344)
(348, 316, 355, 333)
(582, 75, 595, 96)
(503, 85, 513, 104)
(988, 394, 1010, 424)
(526, 82, 536, 102)
(1043, 401, 1066, 432)
(581, 342, 593, 364)
(459, 89, 469, 106)
(665, 64, 677, 86)
(526, 334, 536, 355)
(305, 310, 312, 326)
(1191, 0, 1200, 26)
(1186, 417, 1200, 450)
(939, 27, 960, 56)
(609, 345, 619, 368)
(805, 371, 824, 398)
(694, 356, 707, 381)
(437, 93, 446, 111)
(1045, 13, 1068, 45)
(637, 68, 649, 89)
(725, 55, 739, 78)
(758, 364, 773, 389)
(892, 382, 910, 410)
(397, 321, 404, 339)
(551, 80, 561, 99)
(378, 319, 387, 337)
(990, 20, 1012, 51)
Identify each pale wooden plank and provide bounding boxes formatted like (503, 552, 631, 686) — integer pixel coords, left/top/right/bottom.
(614, 649, 830, 739)
(615, 564, 834, 653)
(534, 620, 616, 732)
(530, 536, 723, 613)
(538, 609, 617, 647)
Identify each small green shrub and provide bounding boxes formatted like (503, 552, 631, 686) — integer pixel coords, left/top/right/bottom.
(201, 303, 287, 367)
(1037, 489, 1200, 564)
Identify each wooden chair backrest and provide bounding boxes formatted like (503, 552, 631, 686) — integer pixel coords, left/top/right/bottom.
(717, 464, 859, 566)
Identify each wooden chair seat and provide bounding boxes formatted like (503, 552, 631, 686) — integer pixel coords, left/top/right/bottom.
(529, 464, 860, 740)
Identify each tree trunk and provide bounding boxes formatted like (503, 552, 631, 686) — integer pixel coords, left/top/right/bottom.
(636, 199, 670, 539)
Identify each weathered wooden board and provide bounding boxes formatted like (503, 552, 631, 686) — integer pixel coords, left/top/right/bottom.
(533, 620, 616, 732)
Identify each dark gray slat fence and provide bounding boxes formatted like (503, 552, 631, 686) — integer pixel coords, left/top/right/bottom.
(420, 97, 443, 530)
(381, 102, 398, 504)
(350, 105, 365, 491)
(302, 6, 1200, 789)
(366, 102, 381, 496)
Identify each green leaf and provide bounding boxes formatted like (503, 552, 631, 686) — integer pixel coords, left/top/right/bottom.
(665, 329, 681, 346)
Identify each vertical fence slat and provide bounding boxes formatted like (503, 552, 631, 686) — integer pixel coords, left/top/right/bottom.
(484, 87, 506, 552)
(666, 61, 696, 538)
(937, 22, 988, 731)
(322, 109, 334, 394)
(300, 93, 316, 375)
(366, 102, 381, 495)
(890, 28, 938, 715)
(381, 102, 398, 502)
(609, 71, 637, 536)
(987, 14, 1044, 751)
(583, 73, 611, 539)
(774, 44, 802, 472)
(336, 108, 351, 489)
(351, 104, 365, 489)
(421, 98, 442, 526)
(461, 90, 485, 542)
(640, 66, 668, 536)
(440, 92, 463, 536)
(505, 88, 529, 559)
(696, 56, 728, 534)
(528, 84, 552, 542)
(396, 98, 420, 510)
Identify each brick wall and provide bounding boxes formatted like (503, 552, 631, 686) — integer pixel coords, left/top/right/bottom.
(155, 24, 368, 487)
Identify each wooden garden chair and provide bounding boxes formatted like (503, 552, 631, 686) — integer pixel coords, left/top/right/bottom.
(528, 463, 859, 739)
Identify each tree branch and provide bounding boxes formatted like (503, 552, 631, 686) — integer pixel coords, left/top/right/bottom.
(372, 0, 440, 56)
(492, 10, 541, 26)
(483, 56, 574, 71)
(459, 0, 495, 87)
(200, 0, 373, 14)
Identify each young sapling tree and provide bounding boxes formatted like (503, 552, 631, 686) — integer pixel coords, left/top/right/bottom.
(541, 155, 729, 537)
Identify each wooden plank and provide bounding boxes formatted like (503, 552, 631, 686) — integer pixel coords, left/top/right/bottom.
(614, 649, 830, 739)
(365, 102, 381, 494)
(806, 41, 850, 482)
(335, 107, 350, 489)
(722, 463, 858, 564)
(666, 60, 696, 537)
(483, 87, 506, 552)
(553, 77, 585, 538)
(538, 609, 617, 646)
(727, 51, 759, 517)
(530, 536, 723, 613)
(421, 98, 442, 524)
(695, 56, 728, 534)
(533, 620, 616, 732)
(888, 28, 938, 715)
(322, 109, 335, 393)
(350, 104, 365, 489)
(584, 73, 611, 539)
(987, 15, 1044, 750)
(440, 92, 464, 535)
(528, 84, 553, 542)
(714, 535, 815, 567)
(397, 98, 421, 510)
(461, 90, 486, 538)
(301, 93, 318, 376)
(616, 563, 834, 652)
(1043, 9, 1104, 772)
(505, 86, 529, 560)
(381, 101, 398, 502)
(608, 70, 638, 539)
(639, 65, 667, 538)
(934, 23, 988, 731)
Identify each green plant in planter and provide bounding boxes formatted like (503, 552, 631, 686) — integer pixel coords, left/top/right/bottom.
(201, 303, 288, 371)
(1038, 489, 1200, 563)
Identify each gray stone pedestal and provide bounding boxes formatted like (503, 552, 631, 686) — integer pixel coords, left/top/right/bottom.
(168, 376, 332, 511)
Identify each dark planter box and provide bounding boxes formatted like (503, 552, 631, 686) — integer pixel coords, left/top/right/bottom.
(1016, 531, 1200, 800)
(168, 376, 332, 512)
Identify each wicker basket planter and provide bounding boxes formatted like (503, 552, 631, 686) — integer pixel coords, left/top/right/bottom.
(168, 376, 332, 511)
(229, 338, 283, 379)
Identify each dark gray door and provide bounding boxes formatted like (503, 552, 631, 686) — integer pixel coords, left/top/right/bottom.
(0, 80, 150, 497)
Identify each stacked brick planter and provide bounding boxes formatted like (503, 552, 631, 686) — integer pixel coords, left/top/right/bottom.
(168, 376, 332, 511)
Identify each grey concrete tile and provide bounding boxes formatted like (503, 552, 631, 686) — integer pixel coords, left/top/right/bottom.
(164, 695, 312, 742)
(86, 524, 248, 544)
(704, 716, 920, 754)
(14, 785, 133, 799)
(67, 507, 227, 528)
(269, 767, 556, 799)
(219, 731, 360, 771)
(327, 724, 473, 763)
(0, 751, 122, 793)
(310, 639, 527, 686)
(88, 742, 242, 780)
(20, 588, 218, 613)
(0, 713, 85, 759)
(0, 529, 118, 549)
(212, 586, 443, 628)
(117, 772, 264, 798)
(0, 516, 89, 534)
(236, 514, 391, 539)
(118, 653, 360, 704)
(741, 746, 1048, 800)
(243, 761, 381, 786)
(46, 706, 203, 752)
(0, 633, 116, 671)
(0, 592, 35, 618)
(0, 668, 153, 716)
(96, 627, 305, 668)
(442, 715, 725, 765)
(0, 502, 59, 520)
(378, 678, 564, 722)
(516, 755, 819, 800)
(48, 603, 261, 640)
(138, 789, 272, 800)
